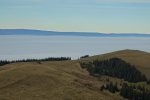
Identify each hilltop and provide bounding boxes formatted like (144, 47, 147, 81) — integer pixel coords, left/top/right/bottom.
(81, 49, 150, 79)
(0, 50, 150, 100)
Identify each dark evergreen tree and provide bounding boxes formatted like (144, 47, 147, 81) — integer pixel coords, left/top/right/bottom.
(101, 82, 119, 93)
(80, 55, 89, 59)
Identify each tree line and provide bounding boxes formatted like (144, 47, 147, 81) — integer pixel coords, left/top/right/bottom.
(0, 57, 71, 66)
(80, 58, 147, 83)
(101, 82, 150, 100)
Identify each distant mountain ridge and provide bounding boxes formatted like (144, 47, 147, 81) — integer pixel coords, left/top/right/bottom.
(0, 29, 150, 37)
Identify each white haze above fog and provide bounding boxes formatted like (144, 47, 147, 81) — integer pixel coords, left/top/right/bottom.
(0, 35, 150, 60)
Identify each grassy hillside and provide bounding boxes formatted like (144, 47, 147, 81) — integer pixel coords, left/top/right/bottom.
(81, 49, 150, 79)
(0, 61, 123, 100)
(0, 49, 149, 100)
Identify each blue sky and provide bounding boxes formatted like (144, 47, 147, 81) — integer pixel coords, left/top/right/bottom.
(0, 0, 150, 33)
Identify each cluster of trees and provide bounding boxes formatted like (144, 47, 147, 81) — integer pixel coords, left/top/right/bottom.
(100, 82, 119, 93)
(0, 57, 71, 66)
(120, 83, 150, 100)
(101, 82, 150, 100)
(80, 58, 147, 83)
(0, 60, 10, 66)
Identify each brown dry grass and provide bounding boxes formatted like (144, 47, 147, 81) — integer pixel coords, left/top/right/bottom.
(0, 60, 122, 100)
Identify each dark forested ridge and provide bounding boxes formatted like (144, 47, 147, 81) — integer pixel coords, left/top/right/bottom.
(80, 58, 147, 83)
(0, 57, 71, 66)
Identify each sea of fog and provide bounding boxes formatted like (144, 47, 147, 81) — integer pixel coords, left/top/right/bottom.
(0, 35, 150, 60)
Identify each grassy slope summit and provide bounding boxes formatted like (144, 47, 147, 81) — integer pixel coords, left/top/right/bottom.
(0, 50, 149, 100)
